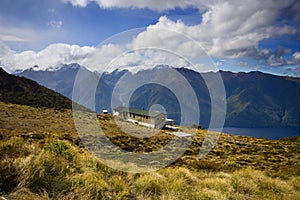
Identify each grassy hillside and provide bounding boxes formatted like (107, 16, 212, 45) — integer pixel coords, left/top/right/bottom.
(0, 68, 73, 110)
(0, 101, 299, 199)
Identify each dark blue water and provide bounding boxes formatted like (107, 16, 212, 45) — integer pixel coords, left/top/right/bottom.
(210, 127, 300, 140)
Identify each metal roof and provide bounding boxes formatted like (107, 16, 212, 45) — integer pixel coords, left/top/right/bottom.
(172, 132, 193, 137)
(114, 106, 166, 118)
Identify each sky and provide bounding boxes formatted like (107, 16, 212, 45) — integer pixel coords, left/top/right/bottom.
(0, 0, 300, 77)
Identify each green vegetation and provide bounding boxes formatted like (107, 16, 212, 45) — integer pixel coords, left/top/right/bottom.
(0, 67, 89, 112)
(0, 102, 299, 199)
(0, 68, 73, 110)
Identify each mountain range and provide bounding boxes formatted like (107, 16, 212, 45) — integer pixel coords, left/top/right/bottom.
(15, 64, 300, 128)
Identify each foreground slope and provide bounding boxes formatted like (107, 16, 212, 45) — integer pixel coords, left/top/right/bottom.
(0, 101, 299, 199)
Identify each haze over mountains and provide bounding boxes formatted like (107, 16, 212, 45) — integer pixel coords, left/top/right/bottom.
(16, 64, 300, 128)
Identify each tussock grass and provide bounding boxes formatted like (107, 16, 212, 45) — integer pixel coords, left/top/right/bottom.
(70, 171, 110, 199)
(1, 136, 299, 199)
(6, 188, 50, 200)
(0, 102, 299, 199)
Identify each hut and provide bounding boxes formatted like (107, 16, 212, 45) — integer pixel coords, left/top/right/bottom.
(113, 107, 166, 129)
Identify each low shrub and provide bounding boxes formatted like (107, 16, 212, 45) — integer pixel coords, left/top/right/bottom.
(0, 137, 31, 159)
(44, 141, 73, 161)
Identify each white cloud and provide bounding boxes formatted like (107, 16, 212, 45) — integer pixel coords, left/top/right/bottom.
(107, 48, 192, 72)
(133, 20, 296, 60)
(0, 17, 67, 51)
(62, 0, 201, 11)
(131, 21, 204, 58)
(292, 52, 300, 61)
(265, 47, 293, 66)
(130, 0, 297, 60)
(0, 40, 208, 73)
(0, 21, 33, 43)
(0, 34, 26, 42)
(48, 20, 63, 29)
(61, 0, 91, 7)
(0, 42, 136, 73)
(1, 0, 299, 73)
(267, 54, 287, 66)
(80, 43, 125, 71)
(0, 42, 15, 58)
(0, 43, 97, 71)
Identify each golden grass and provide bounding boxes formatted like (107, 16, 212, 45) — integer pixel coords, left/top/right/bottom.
(0, 102, 299, 199)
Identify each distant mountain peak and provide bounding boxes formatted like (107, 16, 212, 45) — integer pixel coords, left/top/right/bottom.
(14, 63, 83, 74)
(56, 63, 81, 71)
(154, 64, 173, 70)
(39, 63, 82, 72)
(109, 68, 129, 75)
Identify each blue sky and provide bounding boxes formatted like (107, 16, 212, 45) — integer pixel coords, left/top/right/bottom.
(0, 0, 300, 77)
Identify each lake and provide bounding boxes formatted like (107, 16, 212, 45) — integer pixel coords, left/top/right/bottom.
(209, 127, 300, 140)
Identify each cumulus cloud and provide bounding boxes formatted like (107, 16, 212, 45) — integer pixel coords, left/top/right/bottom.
(0, 40, 207, 73)
(292, 52, 300, 61)
(131, 22, 204, 58)
(61, 0, 91, 7)
(0, 42, 143, 73)
(106, 48, 194, 73)
(80, 43, 125, 71)
(289, 0, 300, 21)
(131, 0, 297, 61)
(286, 51, 300, 66)
(0, 43, 97, 71)
(1, 0, 300, 74)
(267, 54, 287, 66)
(0, 42, 15, 58)
(266, 47, 291, 66)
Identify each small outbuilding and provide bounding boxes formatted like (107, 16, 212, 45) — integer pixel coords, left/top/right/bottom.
(113, 106, 166, 129)
(164, 118, 178, 130)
